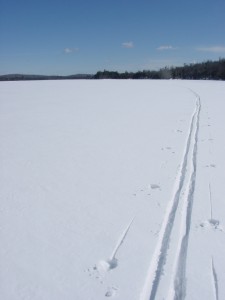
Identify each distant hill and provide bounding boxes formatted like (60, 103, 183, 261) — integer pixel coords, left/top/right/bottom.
(0, 74, 93, 81)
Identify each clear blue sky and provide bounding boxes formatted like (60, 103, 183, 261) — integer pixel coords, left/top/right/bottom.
(0, 0, 225, 75)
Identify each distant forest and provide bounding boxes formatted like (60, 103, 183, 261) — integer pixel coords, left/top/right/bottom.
(94, 58, 225, 80)
(1, 58, 225, 81)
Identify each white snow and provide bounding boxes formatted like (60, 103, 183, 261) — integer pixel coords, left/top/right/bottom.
(0, 79, 225, 300)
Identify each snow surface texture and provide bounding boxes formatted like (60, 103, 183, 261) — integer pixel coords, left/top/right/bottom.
(0, 80, 225, 300)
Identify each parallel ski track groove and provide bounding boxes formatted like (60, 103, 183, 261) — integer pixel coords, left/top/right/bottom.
(211, 257, 219, 300)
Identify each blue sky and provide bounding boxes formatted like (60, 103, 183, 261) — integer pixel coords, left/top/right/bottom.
(0, 0, 225, 75)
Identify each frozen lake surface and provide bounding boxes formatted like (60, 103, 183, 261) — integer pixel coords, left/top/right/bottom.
(0, 80, 225, 300)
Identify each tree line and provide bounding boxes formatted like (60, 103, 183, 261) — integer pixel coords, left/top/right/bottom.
(94, 58, 225, 80)
(0, 58, 224, 81)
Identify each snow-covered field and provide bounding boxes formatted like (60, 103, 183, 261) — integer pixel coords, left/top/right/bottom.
(0, 80, 225, 300)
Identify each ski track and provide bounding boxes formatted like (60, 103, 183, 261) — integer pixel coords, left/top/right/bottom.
(211, 257, 219, 300)
(140, 90, 201, 300)
(169, 94, 201, 300)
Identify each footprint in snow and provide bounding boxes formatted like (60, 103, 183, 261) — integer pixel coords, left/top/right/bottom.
(88, 258, 118, 279)
(98, 258, 118, 272)
(199, 219, 223, 232)
(205, 164, 216, 168)
(150, 184, 161, 190)
(87, 262, 109, 281)
(105, 287, 118, 297)
(161, 147, 172, 151)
